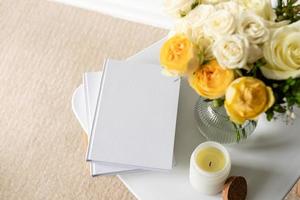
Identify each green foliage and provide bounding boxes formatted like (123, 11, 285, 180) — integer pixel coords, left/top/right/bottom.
(197, 52, 204, 65)
(232, 121, 257, 143)
(212, 98, 225, 108)
(266, 77, 300, 121)
(245, 0, 300, 121)
(203, 98, 225, 107)
(275, 0, 300, 23)
(250, 59, 266, 78)
(195, 1, 300, 123)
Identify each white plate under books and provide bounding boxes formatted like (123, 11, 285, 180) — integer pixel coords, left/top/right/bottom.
(72, 38, 300, 200)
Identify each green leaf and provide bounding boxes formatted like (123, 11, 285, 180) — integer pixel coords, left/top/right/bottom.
(203, 99, 212, 102)
(232, 123, 241, 143)
(266, 109, 274, 121)
(286, 77, 296, 85)
(295, 94, 300, 104)
(272, 83, 279, 88)
(287, 97, 296, 106)
(197, 52, 204, 65)
(273, 104, 286, 113)
(235, 69, 243, 77)
(283, 84, 290, 93)
(212, 98, 224, 108)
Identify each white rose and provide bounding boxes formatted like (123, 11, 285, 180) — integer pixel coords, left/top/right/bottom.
(203, 10, 236, 39)
(235, 0, 276, 21)
(173, 4, 215, 35)
(267, 20, 290, 29)
(184, 4, 216, 26)
(202, 0, 228, 4)
(163, 0, 200, 18)
(238, 12, 270, 44)
(172, 5, 215, 54)
(181, 5, 216, 60)
(215, 1, 245, 17)
(261, 21, 300, 80)
(247, 44, 263, 63)
(192, 27, 215, 60)
(213, 34, 250, 69)
(173, 19, 193, 38)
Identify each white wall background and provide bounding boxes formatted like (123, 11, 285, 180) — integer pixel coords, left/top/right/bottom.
(52, 0, 172, 29)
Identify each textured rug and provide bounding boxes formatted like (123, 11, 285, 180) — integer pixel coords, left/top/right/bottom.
(0, 0, 298, 199)
(0, 0, 165, 199)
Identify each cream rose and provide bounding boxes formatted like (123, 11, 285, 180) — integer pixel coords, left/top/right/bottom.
(194, 32, 215, 61)
(215, 1, 245, 17)
(184, 4, 216, 26)
(172, 19, 193, 38)
(173, 23, 214, 61)
(202, 0, 228, 4)
(163, 0, 201, 18)
(247, 44, 263, 64)
(203, 9, 236, 39)
(213, 34, 249, 69)
(173, 4, 216, 37)
(172, 5, 215, 60)
(235, 0, 276, 21)
(238, 12, 270, 45)
(261, 21, 300, 80)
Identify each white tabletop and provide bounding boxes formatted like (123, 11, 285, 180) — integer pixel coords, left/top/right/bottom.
(72, 38, 300, 200)
(66, 1, 300, 198)
(119, 39, 300, 200)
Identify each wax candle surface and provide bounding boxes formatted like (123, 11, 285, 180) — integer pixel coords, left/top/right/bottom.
(196, 147, 225, 172)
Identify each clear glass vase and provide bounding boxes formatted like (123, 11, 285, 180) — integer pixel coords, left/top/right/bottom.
(194, 98, 257, 144)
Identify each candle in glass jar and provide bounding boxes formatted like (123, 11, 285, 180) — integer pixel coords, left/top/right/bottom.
(189, 142, 231, 195)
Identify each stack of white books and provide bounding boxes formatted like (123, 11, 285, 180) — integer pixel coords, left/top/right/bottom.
(79, 59, 181, 176)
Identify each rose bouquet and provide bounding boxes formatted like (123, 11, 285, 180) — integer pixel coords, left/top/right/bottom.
(160, 0, 300, 134)
(160, 0, 300, 141)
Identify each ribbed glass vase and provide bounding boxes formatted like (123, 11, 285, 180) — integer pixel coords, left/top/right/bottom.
(194, 98, 257, 144)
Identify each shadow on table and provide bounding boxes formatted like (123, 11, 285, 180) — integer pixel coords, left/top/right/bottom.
(232, 117, 300, 153)
(230, 164, 271, 200)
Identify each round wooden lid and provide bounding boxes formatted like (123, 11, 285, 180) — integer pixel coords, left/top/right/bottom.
(222, 176, 247, 200)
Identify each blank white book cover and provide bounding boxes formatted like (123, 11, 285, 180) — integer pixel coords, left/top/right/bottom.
(83, 72, 142, 175)
(87, 59, 180, 170)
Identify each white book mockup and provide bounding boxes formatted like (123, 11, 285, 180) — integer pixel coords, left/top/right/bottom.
(87, 59, 180, 170)
(84, 72, 102, 133)
(83, 72, 142, 175)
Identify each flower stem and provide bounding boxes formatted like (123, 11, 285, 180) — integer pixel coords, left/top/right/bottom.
(232, 123, 241, 143)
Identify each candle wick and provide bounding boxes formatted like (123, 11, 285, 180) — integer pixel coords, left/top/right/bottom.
(209, 161, 212, 167)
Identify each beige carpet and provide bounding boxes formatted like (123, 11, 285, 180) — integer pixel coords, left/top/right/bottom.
(0, 0, 298, 199)
(0, 0, 166, 199)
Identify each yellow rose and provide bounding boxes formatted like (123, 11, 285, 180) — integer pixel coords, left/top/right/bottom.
(224, 77, 275, 124)
(160, 34, 199, 76)
(261, 21, 300, 80)
(189, 60, 235, 99)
